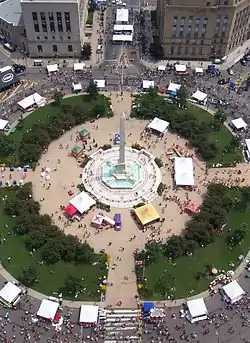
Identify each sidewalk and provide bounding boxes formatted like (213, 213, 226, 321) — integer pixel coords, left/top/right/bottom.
(141, 39, 250, 71)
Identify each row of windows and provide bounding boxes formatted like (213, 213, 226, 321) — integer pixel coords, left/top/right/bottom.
(32, 12, 71, 34)
(37, 44, 73, 53)
(168, 45, 223, 56)
(36, 35, 72, 41)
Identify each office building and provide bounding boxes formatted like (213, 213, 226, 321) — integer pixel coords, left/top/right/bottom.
(156, 0, 250, 60)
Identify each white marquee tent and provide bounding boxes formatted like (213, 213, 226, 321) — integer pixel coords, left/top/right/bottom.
(195, 67, 204, 74)
(0, 282, 22, 306)
(175, 64, 187, 73)
(191, 90, 208, 102)
(72, 83, 82, 92)
(186, 298, 208, 323)
(112, 34, 133, 42)
(94, 79, 106, 88)
(231, 118, 247, 130)
(147, 117, 169, 134)
(0, 119, 9, 131)
(47, 64, 59, 74)
(73, 63, 85, 71)
(113, 24, 133, 32)
(245, 139, 250, 158)
(69, 191, 96, 214)
(37, 299, 59, 320)
(158, 65, 166, 71)
(116, 8, 129, 22)
(174, 157, 194, 186)
(168, 82, 181, 93)
(79, 305, 99, 324)
(221, 280, 245, 304)
(142, 80, 155, 89)
(17, 92, 46, 110)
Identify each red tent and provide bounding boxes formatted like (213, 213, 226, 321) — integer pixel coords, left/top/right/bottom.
(185, 202, 200, 214)
(65, 204, 77, 217)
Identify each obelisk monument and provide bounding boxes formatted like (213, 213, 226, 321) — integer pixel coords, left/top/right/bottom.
(117, 112, 126, 173)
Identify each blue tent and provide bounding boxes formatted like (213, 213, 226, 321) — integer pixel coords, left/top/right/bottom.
(207, 65, 216, 73)
(168, 90, 177, 96)
(229, 82, 235, 89)
(143, 302, 154, 313)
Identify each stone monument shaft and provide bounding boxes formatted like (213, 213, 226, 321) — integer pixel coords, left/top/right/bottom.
(118, 112, 126, 169)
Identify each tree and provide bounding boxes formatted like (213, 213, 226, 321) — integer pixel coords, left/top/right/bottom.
(19, 143, 43, 163)
(64, 275, 82, 296)
(81, 43, 92, 60)
(164, 235, 185, 259)
(86, 80, 99, 99)
(176, 86, 188, 108)
(0, 133, 15, 156)
(75, 242, 94, 263)
(41, 240, 62, 264)
(20, 267, 38, 286)
(214, 108, 227, 125)
(226, 135, 240, 152)
(53, 91, 64, 106)
(149, 42, 164, 60)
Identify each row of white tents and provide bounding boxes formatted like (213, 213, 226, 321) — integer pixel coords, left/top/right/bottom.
(157, 64, 204, 75)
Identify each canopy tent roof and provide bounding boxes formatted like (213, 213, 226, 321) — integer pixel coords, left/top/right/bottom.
(175, 64, 187, 72)
(186, 298, 208, 319)
(73, 63, 85, 71)
(112, 34, 133, 42)
(65, 204, 78, 217)
(94, 79, 105, 88)
(47, 64, 58, 73)
(79, 305, 99, 323)
(231, 118, 247, 130)
(17, 92, 46, 110)
(157, 65, 166, 71)
(174, 157, 194, 186)
(71, 146, 83, 154)
(192, 90, 207, 102)
(150, 308, 165, 318)
(221, 280, 245, 304)
(195, 67, 204, 73)
(113, 24, 133, 31)
(0, 66, 19, 91)
(72, 83, 82, 91)
(69, 191, 96, 214)
(116, 8, 129, 22)
(134, 204, 160, 226)
(79, 128, 89, 137)
(0, 119, 9, 130)
(0, 282, 22, 304)
(147, 117, 169, 134)
(245, 139, 250, 153)
(142, 80, 155, 89)
(168, 82, 181, 93)
(37, 299, 59, 320)
(143, 302, 154, 313)
(185, 202, 200, 214)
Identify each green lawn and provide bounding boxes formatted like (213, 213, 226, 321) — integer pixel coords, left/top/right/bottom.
(143, 204, 250, 300)
(0, 189, 106, 300)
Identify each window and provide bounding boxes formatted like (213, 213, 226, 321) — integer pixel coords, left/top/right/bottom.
(40, 12, 47, 32)
(60, 36, 63, 40)
(37, 44, 43, 53)
(67, 36, 71, 40)
(48, 12, 55, 32)
(32, 12, 38, 21)
(173, 16, 178, 24)
(184, 46, 188, 54)
(32, 11, 40, 32)
(52, 36, 55, 40)
(44, 36, 48, 40)
(192, 47, 196, 54)
(177, 46, 181, 54)
(170, 46, 174, 54)
(64, 12, 71, 32)
(52, 44, 58, 52)
(206, 1, 210, 5)
(68, 44, 73, 52)
(36, 36, 40, 40)
(34, 24, 40, 33)
(56, 12, 63, 32)
(199, 47, 203, 55)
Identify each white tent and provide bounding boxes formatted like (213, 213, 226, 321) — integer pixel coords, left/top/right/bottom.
(186, 298, 208, 323)
(147, 117, 169, 134)
(94, 79, 106, 88)
(79, 305, 99, 324)
(142, 80, 155, 89)
(195, 67, 204, 74)
(112, 34, 133, 42)
(174, 157, 194, 186)
(47, 64, 59, 73)
(0, 119, 9, 131)
(17, 92, 46, 110)
(116, 8, 129, 22)
(168, 82, 181, 93)
(157, 65, 166, 71)
(72, 83, 82, 91)
(192, 90, 208, 102)
(37, 299, 59, 320)
(0, 282, 22, 306)
(221, 280, 245, 304)
(113, 24, 133, 32)
(69, 191, 96, 214)
(175, 64, 187, 72)
(231, 118, 247, 130)
(73, 63, 85, 71)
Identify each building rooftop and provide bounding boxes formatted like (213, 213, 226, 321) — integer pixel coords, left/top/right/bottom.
(0, 0, 23, 26)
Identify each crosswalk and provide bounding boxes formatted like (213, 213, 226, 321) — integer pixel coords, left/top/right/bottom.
(0, 80, 36, 102)
(100, 308, 141, 343)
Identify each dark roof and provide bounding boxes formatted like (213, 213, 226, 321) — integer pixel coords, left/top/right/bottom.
(0, 68, 19, 91)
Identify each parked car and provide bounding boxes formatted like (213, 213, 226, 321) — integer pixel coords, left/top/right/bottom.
(218, 78, 230, 85)
(12, 64, 26, 74)
(227, 68, 234, 75)
(240, 58, 247, 66)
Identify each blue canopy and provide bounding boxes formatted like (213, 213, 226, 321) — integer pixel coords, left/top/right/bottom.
(229, 82, 235, 89)
(143, 302, 154, 313)
(207, 65, 216, 73)
(168, 90, 177, 96)
(0, 181, 2, 186)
